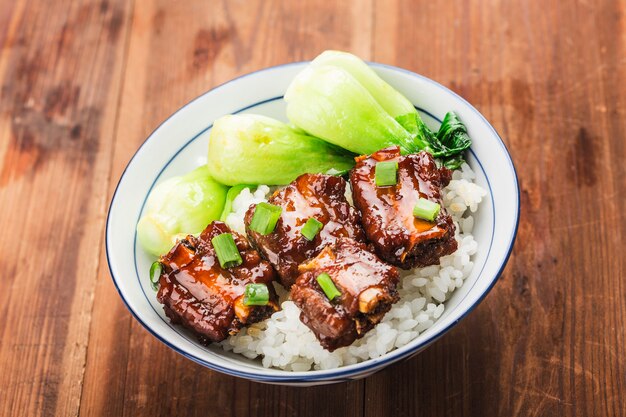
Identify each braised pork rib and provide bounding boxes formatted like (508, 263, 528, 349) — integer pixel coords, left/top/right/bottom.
(245, 173, 366, 288)
(157, 221, 279, 344)
(291, 237, 399, 351)
(350, 146, 457, 269)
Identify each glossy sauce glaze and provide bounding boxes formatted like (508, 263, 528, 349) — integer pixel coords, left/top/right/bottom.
(291, 237, 399, 351)
(245, 173, 366, 288)
(350, 146, 457, 269)
(157, 221, 279, 344)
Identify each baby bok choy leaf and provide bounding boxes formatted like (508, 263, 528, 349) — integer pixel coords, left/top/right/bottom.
(285, 51, 444, 155)
(430, 111, 472, 158)
(285, 51, 473, 167)
(422, 111, 472, 170)
(441, 154, 466, 170)
(285, 64, 417, 155)
(207, 114, 354, 186)
(137, 166, 228, 256)
(310, 51, 418, 129)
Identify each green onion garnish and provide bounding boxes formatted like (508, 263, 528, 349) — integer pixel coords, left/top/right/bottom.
(413, 198, 441, 221)
(375, 161, 398, 186)
(243, 283, 270, 306)
(149, 261, 162, 291)
(249, 202, 282, 235)
(316, 273, 341, 301)
(211, 233, 243, 269)
(301, 217, 323, 241)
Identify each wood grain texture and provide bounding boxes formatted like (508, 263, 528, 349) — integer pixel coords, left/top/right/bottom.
(0, 0, 132, 415)
(0, 0, 624, 416)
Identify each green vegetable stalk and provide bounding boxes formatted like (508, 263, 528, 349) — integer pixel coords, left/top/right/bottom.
(137, 166, 228, 256)
(285, 50, 473, 165)
(285, 64, 417, 155)
(316, 51, 453, 152)
(310, 51, 417, 127)
(207, 114, 354, 186)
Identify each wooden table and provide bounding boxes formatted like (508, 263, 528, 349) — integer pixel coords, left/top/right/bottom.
(1, 0, 624, 416)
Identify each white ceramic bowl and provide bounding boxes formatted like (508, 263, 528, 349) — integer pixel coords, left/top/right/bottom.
(106, 62, 519, 386)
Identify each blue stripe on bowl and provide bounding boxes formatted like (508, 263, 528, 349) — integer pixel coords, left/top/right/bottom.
(106, 62, 520, 383)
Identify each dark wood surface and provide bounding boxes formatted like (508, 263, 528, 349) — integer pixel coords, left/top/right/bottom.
(0, 0, 624, 416)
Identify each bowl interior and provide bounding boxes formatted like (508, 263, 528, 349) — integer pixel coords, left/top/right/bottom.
(106, 63, 518, 382)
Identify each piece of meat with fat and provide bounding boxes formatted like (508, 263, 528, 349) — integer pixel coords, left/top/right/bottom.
(156, 221, 279, 344)
(245, 173, 366, 288)
(290, 237, 399, 351)
(350, 146, 457, 269)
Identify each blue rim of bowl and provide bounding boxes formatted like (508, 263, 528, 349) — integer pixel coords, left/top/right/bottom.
(105, 61, 520, 382)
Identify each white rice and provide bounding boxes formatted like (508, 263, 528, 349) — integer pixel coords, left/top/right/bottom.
(221, 163, 486, 371)
(225, 185, 272, 235)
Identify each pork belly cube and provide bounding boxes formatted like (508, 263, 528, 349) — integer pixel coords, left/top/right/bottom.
(290, 238, 399, 351)
(350, 146, 457, 269)
(156, 221, 279, 344)
(245, 173, 366, 288)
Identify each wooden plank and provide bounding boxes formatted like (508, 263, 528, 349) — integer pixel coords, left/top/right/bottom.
(0, 0, 133, 416)
(79, 1, 373, 416)
(366, 0, 626, 416)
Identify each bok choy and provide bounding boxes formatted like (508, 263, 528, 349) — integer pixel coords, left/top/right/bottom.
(285, 50, 472, 166)
(431, 112, 472, 157)
(137, 166, 228, 256)
(310, 51, 418, 132)
(285, 64, 417, 155)
(207, 114, 354, 185)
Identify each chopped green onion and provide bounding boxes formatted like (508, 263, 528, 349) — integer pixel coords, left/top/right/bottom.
(249, 202, 282, 235)
(413, 198, 441, 221)
(301, 217, 323, 241)
(316, 273, 341, 301)
(149, 261, 162, 291)
(211, 233, 243, 269)
(243, 283, 270, 306)
(375, 161, 398, 186)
